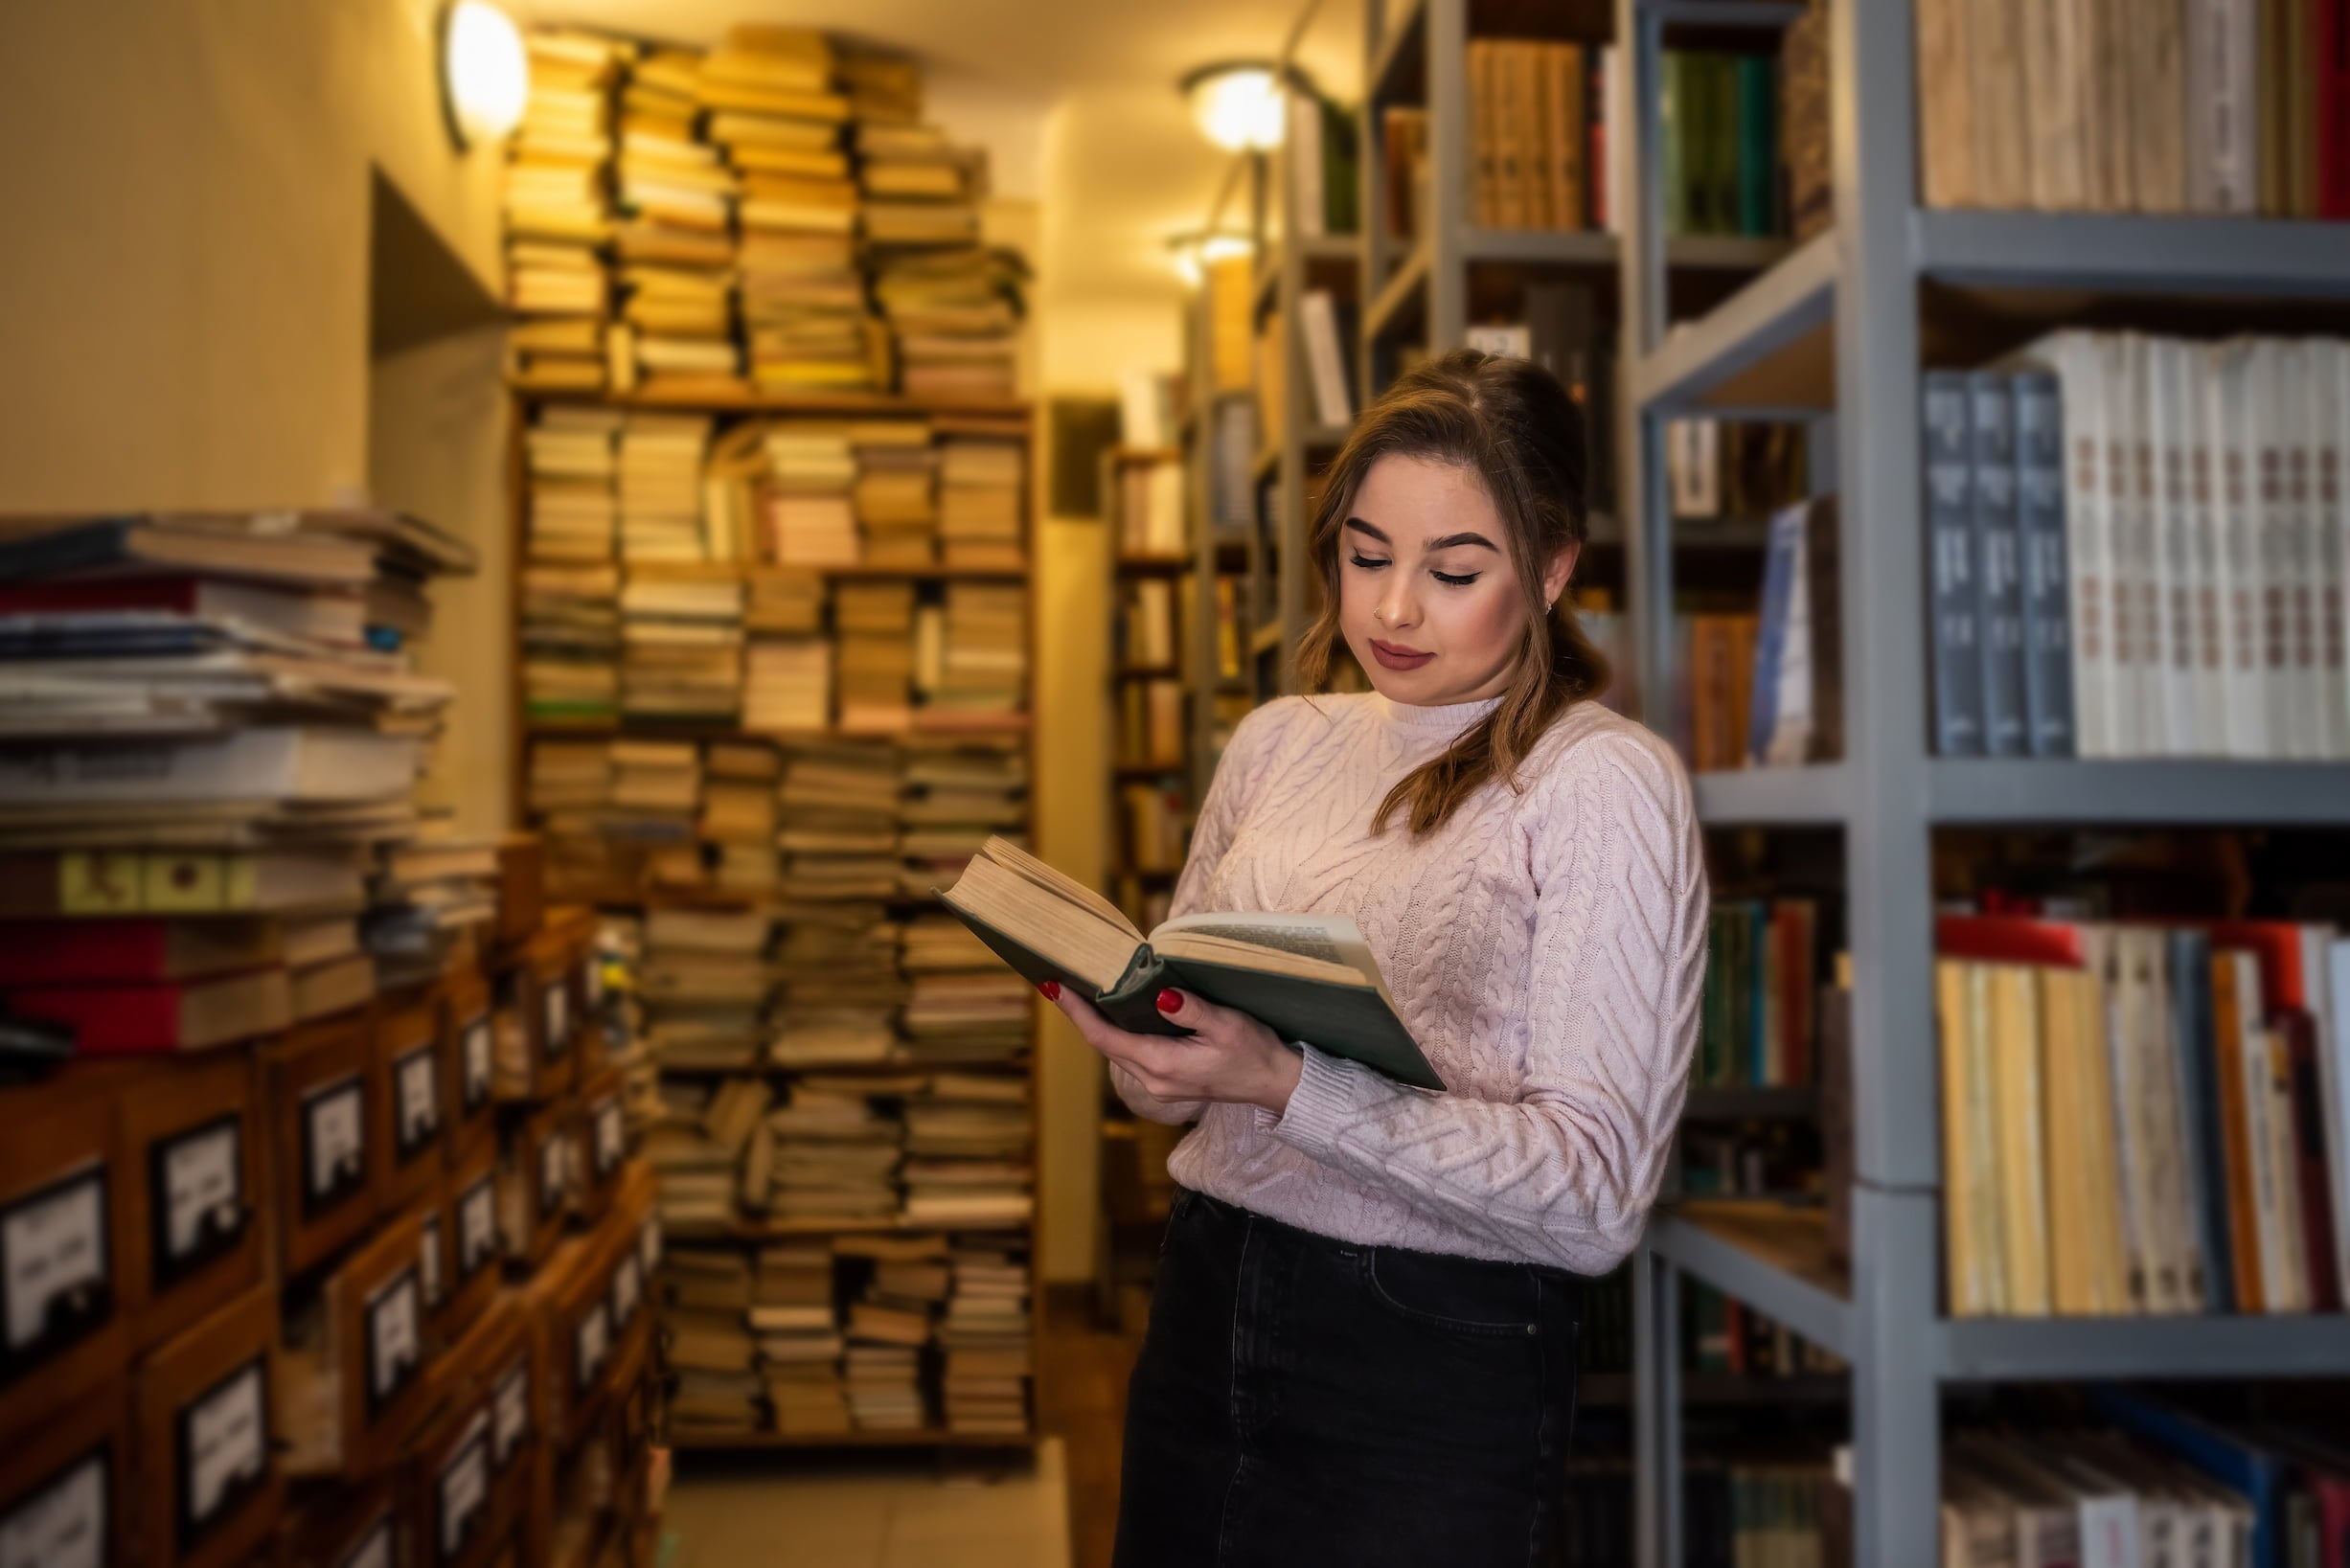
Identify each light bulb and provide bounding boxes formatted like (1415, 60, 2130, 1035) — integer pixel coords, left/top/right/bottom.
(1184, 64, 1287, 153)
(443, 1, 529, 148)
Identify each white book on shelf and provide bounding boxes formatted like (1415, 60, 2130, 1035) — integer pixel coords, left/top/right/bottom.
(2314, 340, 2350, 758)
(2180, 348, 2232, 753)
(0, 726, 419, 806)
(2105, 333, 2155, 756)
(2252, 340, 2312, 758)
(2202, 340, 2270, 758)
(1298, 289, 1353, 428)
(2146, 339, 2201, 755)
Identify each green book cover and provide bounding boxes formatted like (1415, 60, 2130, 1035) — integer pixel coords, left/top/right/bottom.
(1662, 54, 1689, 237)
(1734, 56, 1775, 237)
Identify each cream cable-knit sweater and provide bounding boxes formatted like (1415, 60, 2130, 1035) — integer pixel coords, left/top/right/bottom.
(1111, 691, 1707, 1275)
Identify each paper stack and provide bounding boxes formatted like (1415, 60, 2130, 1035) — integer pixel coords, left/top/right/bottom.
(763, 426, 861, 565)
(505, 31, 623, 391)
(642, 1099, 743, 1232)
(840, 1236, 946, 1431)
(873, 248, 1027, 399)
(617, 414, 713, 564)
(770, 1004, 899, 1069)
(744, 567, 825, 635)
(940, 1243, 1033, 1435)
(839, 46, 923, 129)
(521, 411, 623, 725)
(619, 569, 743, 722)
(775, 904, 905, 1012)
(764, 1086, 902, 1220)
(699, 741, 781, 892)
(836, 582, 917, 733)
(937, 434, 1026, 567)
(901, 1076, 1034, 1224)
(856, 121, 980, 249)
(606, 739, 701, 890)
(662, 1247, 763, 1430)
(527, 739, 615, 891)
(847, 422, 937, 566)
(753, 1246, 850, 1435)
(899, 920, 1030, 1064)
(743, 638, 832, 735)
(611, 47, 739, 372)
(525, 407, 622, 566)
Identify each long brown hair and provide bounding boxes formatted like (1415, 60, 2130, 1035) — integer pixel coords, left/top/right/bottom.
(1296, 347, 1611, 836)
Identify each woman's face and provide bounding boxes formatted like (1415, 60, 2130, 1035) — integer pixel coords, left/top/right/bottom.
(1337, 455, 1576, 706)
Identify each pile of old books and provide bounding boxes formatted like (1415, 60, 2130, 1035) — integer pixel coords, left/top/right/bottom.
(522, 410, 623, 724)
(743, 636, 831, 734)
(899, 920, 1030, 1062)
(504, 30, 624, 391)
(698, 740, 780, 891)
(617, 414, 714, 564)
(901, 1076, 1033, 1222)
(836, 583, 917, 733)
(841, 1238, 942, 1431)
(0, 508, 475, 1052)
(940, 1243, 1032, 1435)
(898, 741, 1025, 890)
(752, 1246, 849, 1435)
(924, 583, 1027, 720)
(661, 1247, 762, 1431)
(610, 45, 740, 384)
(763, 425, 860, 565)
(937, 433, 1025, 566)
(611, 739, 702, 887)
(639, 906, 770, 1072)
(775, 904, 904, 1030)
(761, 1084, 901, 1220)
(618, 569, 743, 722)
(529, 739, 619, 890)
(779, 742, 902, 898)
(857, 121, 979, 249)
(873, 248, 1027, 399)
(852, 422, 937, 566)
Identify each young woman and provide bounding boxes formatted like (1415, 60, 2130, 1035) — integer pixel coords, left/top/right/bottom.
(1043, 349, 1707, 1566)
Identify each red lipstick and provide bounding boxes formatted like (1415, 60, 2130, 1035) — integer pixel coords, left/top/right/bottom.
(1368, 638, 1433, 671)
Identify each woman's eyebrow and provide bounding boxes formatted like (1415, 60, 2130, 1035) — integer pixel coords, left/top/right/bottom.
(1343, 517, 1390, 542)
(1425, 532, 1497, 552)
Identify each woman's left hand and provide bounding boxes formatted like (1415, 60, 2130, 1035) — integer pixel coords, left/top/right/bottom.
(1041, 983, 1303, 1116)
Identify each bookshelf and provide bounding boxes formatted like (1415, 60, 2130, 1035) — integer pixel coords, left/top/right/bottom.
(1605, 1, 2350, 1562)
(505, 385, 1046, 1455)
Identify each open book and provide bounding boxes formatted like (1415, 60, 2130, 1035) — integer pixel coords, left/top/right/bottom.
(938, 836, 1444, 1091)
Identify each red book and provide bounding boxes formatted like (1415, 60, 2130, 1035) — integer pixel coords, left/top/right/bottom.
(2319, 0, 2350, 217)
(1934, 913, 2088, 968)
(0, 575, 362, 643)
(1773, 900, 1817, 1085)
(4, 967, 290, 1053)
(2277, 1012, 2344, 1311)
(0, 917, 280, 986)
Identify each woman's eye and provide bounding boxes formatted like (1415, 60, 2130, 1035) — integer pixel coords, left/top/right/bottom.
(1349, 552, 1390, 570)
(1432, 570, 1481, 587)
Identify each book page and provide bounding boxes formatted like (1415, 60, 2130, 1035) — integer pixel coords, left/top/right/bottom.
(1150, 912, 1395, 999)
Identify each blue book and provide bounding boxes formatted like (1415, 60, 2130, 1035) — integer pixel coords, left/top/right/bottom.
(1922, 371, 1984, 755)
(1969, 373, 2029, 756)
(1746, 505, 1804, 765)
(2011, 370, 2076, 756)
(2167, 928, 2233, 1312)
(2089, 1390, 2284, 1568)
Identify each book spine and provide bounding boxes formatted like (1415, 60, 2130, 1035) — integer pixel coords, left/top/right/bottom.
(2313, 340, 2350, 758)
(1971, 373, 2031, 756)
(2322, 0, 2350, 216)
(2169, 931, 2235, 1311)
(2149, 340, 2201, 755)
(1736, 56, 1774, 235)
(2252, 342, 2302, 755)
(2013, 371, 2077, 756)
(2105, 334, 2156, 755)
(2279, 1013, 2343, 1310)
(1924, 371, 1986, 754)
(1745, 508, 1800, 765)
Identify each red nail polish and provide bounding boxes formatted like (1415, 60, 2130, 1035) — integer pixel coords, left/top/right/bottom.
(1038, 981, 1061, 1001)
(1155, 989, 1181, 1013)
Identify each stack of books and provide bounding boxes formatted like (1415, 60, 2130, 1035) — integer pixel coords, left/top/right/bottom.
(836, 582, 918, 732)
(699, 741, 780, 892)
(936, 433, 1025, 566)
(1116, 456, 1188, 558)
(924, 583, 1027, 720)
(639, 908, 770, 1070)
(610, 739, 702, 889)
(1697, 898, 1823, 1090)
(660, 1247, 764, 1430)
(841, 1238, 943, 1430)
(504, 31, 623, 391)
(852, 421, 938, 566)
(745, 566, 826, 634)
(840, 46, 922, 125)
(898, 741, 1027, 892)
(1656, 50, 1785, 239)
(743, 635, 832, 735)
(364, 830, 501, 992)
(521, 409, 623, 725)
(617, 413, 714, 564)
(619, 569, 744, 722)
(0, 510, 476, 1051)
(763, 425, 861, 565)
(777, 741, 903, 900)
(764, 1086, 902, 1219)
(872, 248, 1026, 399)
(776, 906, 906, 1017)
(528, 739, 615, 888)
(857, 121, 980, 250)
(752, 1245, 850, 1435)
(610, 47, 740, 357)
(641, 1093, 737, 1230)
(938, 1242, 1032, 1435)
(900, 939, 1032, 1065)
(771, 1002, 899, 1069)
(901, 1077, 1034, 1224)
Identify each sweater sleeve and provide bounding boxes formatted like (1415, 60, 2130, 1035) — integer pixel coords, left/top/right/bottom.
(1105, 699, 1297, 1125)
(1266, 728, 1708, 1272)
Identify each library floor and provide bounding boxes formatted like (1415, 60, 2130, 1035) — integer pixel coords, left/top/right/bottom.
(664, 1290, 1143, 1568)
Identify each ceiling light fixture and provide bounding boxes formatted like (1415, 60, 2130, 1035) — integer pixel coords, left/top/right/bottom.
(441, 1, 530, 149)
(1165, 230, 1254, 287)
(1181, 61, 1292, 152)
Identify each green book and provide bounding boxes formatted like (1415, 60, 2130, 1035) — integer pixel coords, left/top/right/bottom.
(1734, 55, 1776, 237)
(938, 835, 1445, 1091)
(1662, 55, 1690, 237)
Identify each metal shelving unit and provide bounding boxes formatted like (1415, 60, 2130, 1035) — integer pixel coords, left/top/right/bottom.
(1611, 2, 2350, 1561)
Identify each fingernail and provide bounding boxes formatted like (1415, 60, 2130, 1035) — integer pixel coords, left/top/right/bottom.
(1038, 981, 1061, 1001)
(1155, 989, 1181, 1013)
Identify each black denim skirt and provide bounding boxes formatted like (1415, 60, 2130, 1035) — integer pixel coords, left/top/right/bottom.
(1113, 1188, 1584, 1568)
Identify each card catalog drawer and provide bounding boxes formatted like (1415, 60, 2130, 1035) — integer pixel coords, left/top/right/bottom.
(0, 1075, 130, 1437)
(490, 943, 571, 1105)
(573, 1068, 627, 1223)
(375, 1000, 447, 1213)
(277, 1212, 435, 1481)
(436, 1142, 500, 1349)
(526, 1238, 613, 1453)
(439, 971, 494, 1163)
(548, 908, 604, 1078)
(263, 1017, 381, 1278)
(493, 834, 543, 953)
(133, 1281, 283, 1568)
(270, 1477, 394, 1568)
(408, 1393, 503, 1568)
(498, 1102, 573, 1270)
(0, 1374, 128, 1568)
(112, 1054, 266, 1356)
